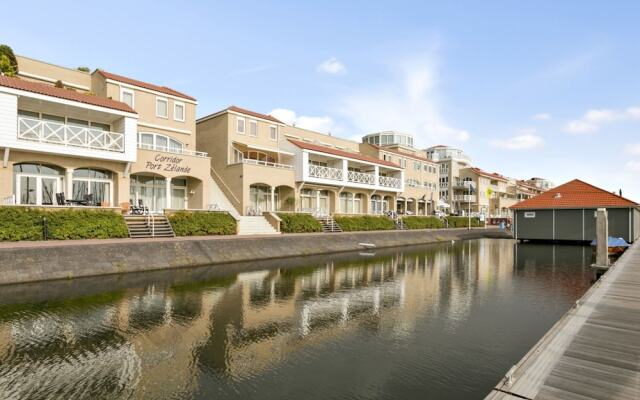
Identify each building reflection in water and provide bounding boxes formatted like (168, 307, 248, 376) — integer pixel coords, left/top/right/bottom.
(0, 239, 593, 400)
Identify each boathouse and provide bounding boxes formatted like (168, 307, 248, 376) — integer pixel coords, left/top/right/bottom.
(510, 179, 640, 243)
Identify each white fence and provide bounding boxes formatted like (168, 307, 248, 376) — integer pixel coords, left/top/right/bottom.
(379, 175, 402, 189)
(347, 170, 375, 185)
(308, 165, 343, 181)
(18, 117, 124, 152)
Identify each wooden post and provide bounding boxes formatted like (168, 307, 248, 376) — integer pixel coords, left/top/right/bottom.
(596, 208, 608, 267)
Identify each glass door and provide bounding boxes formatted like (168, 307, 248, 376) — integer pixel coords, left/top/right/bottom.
(16, 175, 59, 205)
(41, 178, 58, 205)
(18, 176, 37, 205)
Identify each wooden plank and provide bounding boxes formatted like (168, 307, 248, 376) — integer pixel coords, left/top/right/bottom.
(486, 243, 640, 400)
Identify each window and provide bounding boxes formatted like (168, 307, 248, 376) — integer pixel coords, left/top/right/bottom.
(413, 161, 421, 171)
(13, 163, 64, 206)
(524, 212, 536, 218)
(249, 120, 258, 137)
(399, 158, 406, 168)
(236, 117, 245, 134)
(156, 97, 168, 118)
(137, 132, 184, 154)
(269, 125, 278, 141)
(174, 102, 185, 122)
(121, 88, 134, 108)
(72, 168, 113, 206)
(383, 153, 392, 162)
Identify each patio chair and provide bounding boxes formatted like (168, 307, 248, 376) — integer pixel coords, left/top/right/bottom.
(82, 194, 95, 206)
(138, 199, 149, 215)
(55, 193, 68, 206)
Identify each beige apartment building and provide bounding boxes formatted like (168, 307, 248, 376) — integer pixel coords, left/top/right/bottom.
(196, 106, 404, 216)
(0, 55, 210, 212)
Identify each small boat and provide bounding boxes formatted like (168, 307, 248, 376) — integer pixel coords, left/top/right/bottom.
(590, 236, 630, 256)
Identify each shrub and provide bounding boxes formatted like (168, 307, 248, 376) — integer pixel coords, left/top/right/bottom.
(403, 216, 445, 230)
(334, 215, 395, 231)
(445, 216, 483, 228)
(0, 45, 18, 76)
(77, 66, 90, 72)
(168, 211, 236, 236)
(0, 207, 128, 241)
(277, 213, 323, 233)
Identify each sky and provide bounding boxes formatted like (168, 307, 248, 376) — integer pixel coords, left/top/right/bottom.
(4, 1, 640, 199)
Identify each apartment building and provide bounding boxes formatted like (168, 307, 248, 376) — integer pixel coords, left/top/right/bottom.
(424, 145, 472, 214)
(196, 106, 404, 216)
(360, 131, 439, 215)
(0, 55, 210, 212)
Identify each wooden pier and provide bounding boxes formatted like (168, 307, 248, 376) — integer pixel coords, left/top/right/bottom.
(486, 241, 640, 400)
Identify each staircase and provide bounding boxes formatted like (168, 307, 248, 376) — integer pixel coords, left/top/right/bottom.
(237, 216, 279, 235)
(208, 172, 240, 219)
(316, 215, 343, 233)
(124, 215, 175, 238)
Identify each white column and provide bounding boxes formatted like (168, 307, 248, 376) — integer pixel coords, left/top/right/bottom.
(316, 190, 320, 211)
(374, 165, 380, 187)
(65, 168, 74, 200)
(342, 159, 348, 183)
(270, 186, 276, 212)
(165, 177, 172, 210)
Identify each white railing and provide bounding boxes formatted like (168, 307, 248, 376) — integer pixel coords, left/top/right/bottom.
(347, 170, 375, 185)
(453, 180, 474, 188)
(379, 175, 402, 189)
(298, 207, 327, 217)
(18, 117, 124, 152)
(308, 165, 343, 181)
(242, 158, 294, 169)
(453, 195, 477, 202)
(138, 143, 208, 158)
(2, 195, 16, 205)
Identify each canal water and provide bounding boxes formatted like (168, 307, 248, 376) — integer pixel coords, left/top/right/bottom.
(0, 239, 593, 400)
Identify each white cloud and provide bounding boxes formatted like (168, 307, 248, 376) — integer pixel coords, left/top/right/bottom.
(625, 143, 640, 156)
(564, 106, 640, 134)
(626, 160, 640, 173)
(317, 57, 346, 75)
(336, 50, 469, 146)
(270, 108, 337, 133)
(490, 130, 545, 150)
(531, 113, 551, 120)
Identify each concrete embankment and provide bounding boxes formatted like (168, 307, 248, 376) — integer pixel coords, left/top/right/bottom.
(0, 228, 510, 285)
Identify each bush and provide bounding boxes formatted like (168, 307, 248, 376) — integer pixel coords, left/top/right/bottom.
(277, 213, 322, 233)
(0, 207, 128, 241)
(403, 216, 445, 230)
(0, 44, 18, 76)
(168, 211, 236, 236)
(446, 216, 483, 228)
(334, 215, 395, 232)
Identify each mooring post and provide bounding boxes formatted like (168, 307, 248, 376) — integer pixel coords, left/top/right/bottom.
(596, 208, 608, 267)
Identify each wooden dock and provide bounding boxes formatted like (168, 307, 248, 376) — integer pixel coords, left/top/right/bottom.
(485, 241, 640, 400)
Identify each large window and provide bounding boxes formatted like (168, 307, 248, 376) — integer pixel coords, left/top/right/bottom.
(339, 192, 363, 214)
(138, 132, 184, 154)
(13, 163, 64, 205)
(156, 97, 168, 118)
(130, 175, 188, 212)
(249, 184, 273, 212)
(72, 168, 113, 205)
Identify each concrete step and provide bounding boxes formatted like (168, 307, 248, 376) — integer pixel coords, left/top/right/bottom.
(237, 216, 279, 235)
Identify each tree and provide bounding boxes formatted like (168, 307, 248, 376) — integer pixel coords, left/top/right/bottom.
(54, 80, 64, 88)
(0, 44, 18, 76)
(77, 66, 90, 72)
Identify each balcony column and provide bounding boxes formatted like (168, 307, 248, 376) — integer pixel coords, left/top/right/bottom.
(374, 165, 379, 187)
(316, 190, 320, 212)
(342, 159, 348, 183)
(65, 168, 74, 200)
(270, 186, 276, 212)
(165, 177, 172, 210)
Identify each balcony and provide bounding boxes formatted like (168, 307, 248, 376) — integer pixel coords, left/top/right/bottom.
(138, 142, 208, 158)
(453, 194, 477, 202)
(379, 176, 402, 189)
(348, 170, 375, 185)
(18, 116, 124, 152)
(453, 180, 474, 189)
(308, 164, 343, 181)
(242, 158, 293, 169)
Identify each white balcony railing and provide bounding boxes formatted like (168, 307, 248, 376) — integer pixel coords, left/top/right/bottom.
(379, 175, 402, 189)
(347, 170, 375, 185)
(18, 117, 124, 153)
(138, 143, 208, 158)
(453, 194, 477, 202)
(242, 158, 294, 169)
(308, 164, 343, 181)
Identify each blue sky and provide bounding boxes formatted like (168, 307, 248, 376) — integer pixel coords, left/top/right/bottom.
(5, 1, 640, 199)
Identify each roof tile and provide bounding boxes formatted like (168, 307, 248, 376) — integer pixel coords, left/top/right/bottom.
(96, 70, 196, 101)
(227, 105, 283, 123)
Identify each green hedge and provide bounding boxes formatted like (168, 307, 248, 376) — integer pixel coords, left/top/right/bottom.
(446, 216, 483, 228)
(334, 215, 395, 231)
(0, 207, 128, 241)
(402, 216, 445, 230)
(277, 213, 323, 233)
(168, 211, 236, 236)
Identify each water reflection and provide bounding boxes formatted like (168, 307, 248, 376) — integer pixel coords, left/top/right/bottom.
(0, 239, 592, 400)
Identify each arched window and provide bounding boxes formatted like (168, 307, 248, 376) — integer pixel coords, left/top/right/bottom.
(138, 132, 184, 154)
(72, 168, 113, 205)
(13, 163, 64, 205)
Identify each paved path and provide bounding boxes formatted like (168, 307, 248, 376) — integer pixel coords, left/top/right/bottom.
(485, 241, 640, 400)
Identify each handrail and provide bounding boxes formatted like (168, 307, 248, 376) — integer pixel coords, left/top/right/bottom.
(308, 165, 343, 181)
(347, 170, 375, 185)
(242, 158, 294, 169)
(138, 143, 208, 158)
(210, 167, 241, 208)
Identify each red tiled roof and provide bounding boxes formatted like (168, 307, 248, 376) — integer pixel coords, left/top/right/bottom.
(510, 179, 638, 209)
(227, 105, 283, 123)
(288, 139, 400, 168)
(96, 70, 196, 101)
(469, 167, 508, 182)
(370, 144, 436, 164)
(0, 75, 136, 114)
